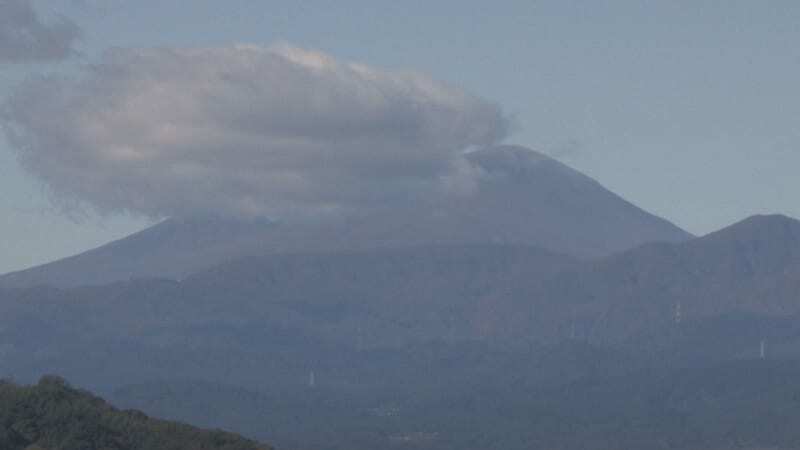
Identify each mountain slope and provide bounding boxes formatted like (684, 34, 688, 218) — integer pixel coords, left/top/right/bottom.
(0, 376, 272, 450)
(0, 216, 798, 450)
(0, 145, 691, 288)
(493, 214, 800, 349)
(0, 244, 577, 388)
(0, 216, 795, 388)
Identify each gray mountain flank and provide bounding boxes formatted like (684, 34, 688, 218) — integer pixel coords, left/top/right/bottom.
(0, 145, 690, 288)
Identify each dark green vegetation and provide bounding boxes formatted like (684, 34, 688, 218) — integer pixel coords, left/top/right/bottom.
(0, 376, 272, 450)
(1, 214, 799, 449)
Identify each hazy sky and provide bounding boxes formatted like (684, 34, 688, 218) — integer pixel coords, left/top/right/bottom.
(1, 0, 799, 273)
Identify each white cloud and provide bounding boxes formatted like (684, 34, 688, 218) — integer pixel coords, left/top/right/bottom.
(0, 0, 81, 63)
(1, 43, 508, 220)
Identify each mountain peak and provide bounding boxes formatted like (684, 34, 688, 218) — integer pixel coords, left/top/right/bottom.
(703, 214, 800, 242)
(0, 146, 692, 287)
(467, 145, 550, 169)
(735, 213, 799, 228)
(466, 145, 582, 181)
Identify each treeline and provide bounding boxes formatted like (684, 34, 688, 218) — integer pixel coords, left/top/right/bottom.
(0, 376, 273, 450)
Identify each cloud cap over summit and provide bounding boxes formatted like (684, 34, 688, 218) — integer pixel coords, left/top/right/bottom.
(1, 43, 509, 220)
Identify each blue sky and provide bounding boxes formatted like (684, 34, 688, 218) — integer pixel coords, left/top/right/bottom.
(1, 0, 800, 273)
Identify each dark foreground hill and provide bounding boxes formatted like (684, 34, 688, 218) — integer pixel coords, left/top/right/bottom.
(0, 376, 272, 450)
(0, 145, 691, 288)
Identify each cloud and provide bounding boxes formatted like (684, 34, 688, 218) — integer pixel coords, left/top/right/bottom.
(0, 0, 81, 63)
(69, 0, 125, 16)
(1, 43, 509, 220)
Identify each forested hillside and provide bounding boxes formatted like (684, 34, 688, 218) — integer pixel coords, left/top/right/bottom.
(0, 376, 272, 450)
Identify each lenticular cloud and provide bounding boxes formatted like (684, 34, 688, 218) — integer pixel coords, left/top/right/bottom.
(1, 43, 508, 220)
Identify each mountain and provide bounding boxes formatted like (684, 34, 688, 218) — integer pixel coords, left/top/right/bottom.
(0, 215, 798, 450)
(0, 216, 794, 384)
(0, 244, 578, 388)
(0, 376, 272, 450)
(489, 214, 800, 351)
(0, 216, 797, 388)
(0, 216, 796, 389)
(0, 145, 691, 288)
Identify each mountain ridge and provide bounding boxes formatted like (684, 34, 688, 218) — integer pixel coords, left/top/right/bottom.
(0, 145, 691, 288)
(0, 214, 799, 450)
(492, 213, 800, 346)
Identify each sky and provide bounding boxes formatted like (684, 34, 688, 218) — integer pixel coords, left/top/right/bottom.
(1, 0, 799, 274)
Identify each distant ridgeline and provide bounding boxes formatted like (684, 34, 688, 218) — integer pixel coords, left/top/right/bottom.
(0, 376, 272, 450)
(1, 199, 800, 448)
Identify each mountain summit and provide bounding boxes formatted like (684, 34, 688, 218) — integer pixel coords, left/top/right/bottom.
(0, 145, 690, 288)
